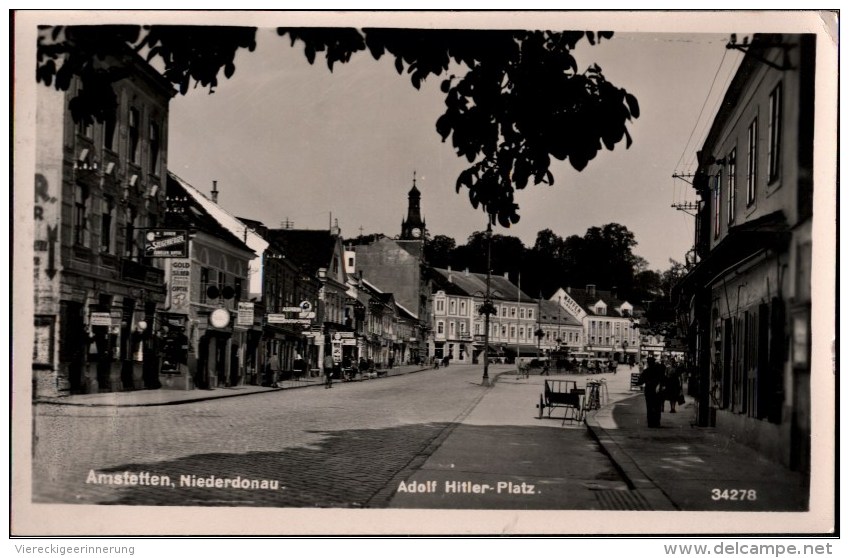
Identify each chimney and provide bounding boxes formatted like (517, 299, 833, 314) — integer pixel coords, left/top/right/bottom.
(567, 286, 571, 294)
(210, 180, 219, 203)
(587, 284, 596, 298)
(464, 268, 470, 276)
(611, 286, 618, 299)
(446, 265, 452, 283)
(504, 272, 509, 279)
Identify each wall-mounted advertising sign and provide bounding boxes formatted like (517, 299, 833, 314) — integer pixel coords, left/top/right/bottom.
(145, 229, 189, 258)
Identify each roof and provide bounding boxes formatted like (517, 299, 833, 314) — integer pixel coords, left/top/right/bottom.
(267, 229, 337, 275)
(168, 173, 268, 256)
(165, 173, 254, 254)
(538, 299, 582, 327)
(562, 286, 631, 317)
(431, 268, 535, 302)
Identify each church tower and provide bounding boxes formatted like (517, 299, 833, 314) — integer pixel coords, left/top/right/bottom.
(400, 171, 426, 240)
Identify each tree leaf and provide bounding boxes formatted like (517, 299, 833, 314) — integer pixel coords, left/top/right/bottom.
(625, 92, 640, 118)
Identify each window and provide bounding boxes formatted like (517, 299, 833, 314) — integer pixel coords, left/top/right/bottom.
(510, 306, 517, 318)
(501, 325, 507, 337)
(103, 116, 117, 152)
(520, 308, 526, 319)
(129, 108, 141, 165)
(100, 197, 114, 253)
(347, 256, 354, 268)
(746, 118, 758, 206)
(436, 299, 444, 313)
(713, 171, 722, 239)
(727, 149, 737, 224)
(149, 122, 161, 175)
(768, 84, 782, 183)
(501, 306, 507, 318)
(124, 205, 137, 258)
(73, 184, 89, 246)
(200, 267, 211, 303)
(449, 321, 456, 336)
(460, 301, 466, 316)
(475, 322, 481, 335)
(437, 321, 444, 335)
(510, 326, 516, 339)
(459, 321, 466, 334)
(595, 305, 606, 316)
(449, 299, 456, 315)
(528, 309, 533, 320)
(519, 326, 525, 339)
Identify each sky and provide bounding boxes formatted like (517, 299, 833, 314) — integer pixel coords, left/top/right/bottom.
(164, 15, 751, 271)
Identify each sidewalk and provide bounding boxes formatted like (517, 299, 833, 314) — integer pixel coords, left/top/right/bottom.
(585, 392, 810, 511)
(387, 365, 809, 512)
(34, 363, 431, 407)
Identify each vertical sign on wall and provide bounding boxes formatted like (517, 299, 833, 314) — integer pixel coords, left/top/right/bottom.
(169, 258, 191, 312)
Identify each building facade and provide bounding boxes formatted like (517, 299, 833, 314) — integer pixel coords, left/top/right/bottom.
(550, 285, 640, 362)
(33, 47, 174, 396)
(164, 174, 255, 390)
(430, 268, 539, 363)
(675, 34, 815, 473)
(537, 299, 583, 354)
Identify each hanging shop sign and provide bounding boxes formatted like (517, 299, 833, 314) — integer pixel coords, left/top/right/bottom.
(144, 229, 189, 258)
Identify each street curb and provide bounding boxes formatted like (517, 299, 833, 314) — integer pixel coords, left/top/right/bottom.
(34, 366, 432, 408)
(584, 395, 678, 511)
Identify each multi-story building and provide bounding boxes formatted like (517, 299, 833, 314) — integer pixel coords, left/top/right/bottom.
(348, 175, 431, 345)
(675, 34, 815, 473)
(537, 299, 583, 354)
(550, 285, 640, 362)
(33, 45, 174, 396)
(430, 268, 537, 363)
(164, 174, 255, 390)
(268, 227, 350, 366)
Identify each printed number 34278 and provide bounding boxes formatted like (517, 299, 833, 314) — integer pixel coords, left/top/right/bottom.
(711, 488, 757, 501)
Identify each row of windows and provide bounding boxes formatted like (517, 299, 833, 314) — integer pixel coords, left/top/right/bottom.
(713, 82, 782, 239)
(434, 297, 535, 320)
(72, 182, 153, 259)
(76, 102, 163, 176)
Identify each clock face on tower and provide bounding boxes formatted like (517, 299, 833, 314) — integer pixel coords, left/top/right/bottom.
(411, 227, 421, 238)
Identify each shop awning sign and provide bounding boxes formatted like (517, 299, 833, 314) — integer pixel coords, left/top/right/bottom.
(145, 230, 189, 258)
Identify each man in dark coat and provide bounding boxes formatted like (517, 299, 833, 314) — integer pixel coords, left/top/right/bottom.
(638, 357, 665, 428)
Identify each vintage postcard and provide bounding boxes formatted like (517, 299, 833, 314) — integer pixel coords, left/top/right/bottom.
(10, 10, 838, 536)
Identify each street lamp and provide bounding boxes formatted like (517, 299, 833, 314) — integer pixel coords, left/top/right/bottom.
(482, 222, 493, 386)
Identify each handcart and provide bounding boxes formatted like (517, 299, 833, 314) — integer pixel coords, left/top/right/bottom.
(537, 379, 585, 424)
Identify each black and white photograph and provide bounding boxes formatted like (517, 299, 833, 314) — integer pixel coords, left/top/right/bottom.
(10, 10, 838, 538)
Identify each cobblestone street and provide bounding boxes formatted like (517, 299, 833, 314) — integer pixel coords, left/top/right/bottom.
(30, 365, 630, 509)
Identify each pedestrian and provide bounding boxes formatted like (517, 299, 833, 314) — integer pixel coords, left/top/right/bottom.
(637, 357, 665, 427)
(540, 360, 550, 376)
(323, 353, 335, 389)
(663, 360, 684, 413)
